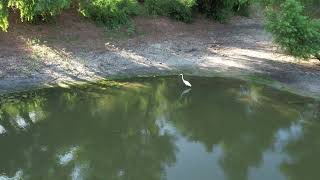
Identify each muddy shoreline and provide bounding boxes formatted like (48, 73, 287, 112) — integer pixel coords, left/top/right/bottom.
(0, 14, 320, 99)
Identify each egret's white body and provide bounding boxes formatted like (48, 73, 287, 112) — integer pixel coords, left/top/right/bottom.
(179, 74, 192, 87)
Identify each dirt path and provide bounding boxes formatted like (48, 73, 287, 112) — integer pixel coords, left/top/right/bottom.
(0, 11, 320, 98)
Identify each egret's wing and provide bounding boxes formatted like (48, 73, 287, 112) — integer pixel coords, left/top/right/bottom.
(185, 81, 192, 87)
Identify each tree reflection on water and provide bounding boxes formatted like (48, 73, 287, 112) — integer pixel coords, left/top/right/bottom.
(0, 77, 319, 180)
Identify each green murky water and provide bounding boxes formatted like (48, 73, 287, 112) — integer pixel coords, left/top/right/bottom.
(0, 76, 319, 180)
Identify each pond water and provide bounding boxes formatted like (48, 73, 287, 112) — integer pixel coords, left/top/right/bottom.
(0, 76, 319, 180)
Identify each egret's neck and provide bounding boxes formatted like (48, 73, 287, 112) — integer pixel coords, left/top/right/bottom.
(181, 75, 184, 81)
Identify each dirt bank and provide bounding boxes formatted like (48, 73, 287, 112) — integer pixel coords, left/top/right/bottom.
(0, 11, 320, 99)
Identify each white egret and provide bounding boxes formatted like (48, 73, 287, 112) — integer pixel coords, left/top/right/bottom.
(179, 74, 192, 87)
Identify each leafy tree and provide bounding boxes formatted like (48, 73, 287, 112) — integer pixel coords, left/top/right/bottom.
(0, 1, 9, 31)
(8, 0, 71, 22)
(0, 0, 71, 31)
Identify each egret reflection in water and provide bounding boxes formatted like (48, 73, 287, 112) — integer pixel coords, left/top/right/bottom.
(179, 88, 191, 100)
(0, 76, 319, 180)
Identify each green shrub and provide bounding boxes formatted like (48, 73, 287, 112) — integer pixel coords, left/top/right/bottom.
(79, 0, 140, 28)
(8, 0, 71, 22)
(234, 0, 251, 16)
(144, 0, 196, 23)
(0, 1, 9, 31)
(265, 0, 320, 58)
(197, 0, 251, 22)
(302, 0, 320, 18)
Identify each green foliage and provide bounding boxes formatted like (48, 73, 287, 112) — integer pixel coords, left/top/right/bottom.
(265, 0, 320, 58)
(0, 0, 71, 31)
(79, 0, 140, 28)
(197, 0, 251, 22)
(8, 0, 71, 22)
(0, 1, 9, 32)
(235, 0, 251, 16)
(302, 0, 320, 18)
(144, 0, 196, 23)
